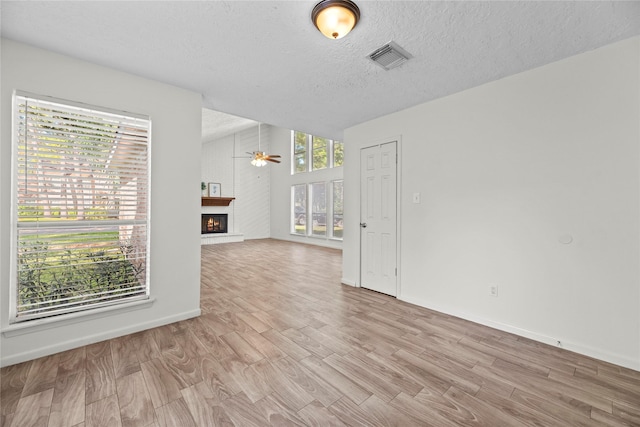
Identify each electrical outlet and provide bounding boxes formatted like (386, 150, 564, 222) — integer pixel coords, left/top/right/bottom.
(489, 285, 498, 297)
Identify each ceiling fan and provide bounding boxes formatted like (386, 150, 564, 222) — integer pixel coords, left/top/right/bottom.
(247, 123, 280, 167)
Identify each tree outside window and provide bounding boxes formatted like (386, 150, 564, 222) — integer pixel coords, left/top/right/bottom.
(292, 184, 307, 234)
(311, 182, 327, 237)
(312, 136, 328, 170)
(293, 131, 307, 174)
(333, 141, 344, 167)
(333, 180, 344, 239)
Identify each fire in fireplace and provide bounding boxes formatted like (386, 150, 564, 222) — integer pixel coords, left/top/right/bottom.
(201, 214, 228, 234)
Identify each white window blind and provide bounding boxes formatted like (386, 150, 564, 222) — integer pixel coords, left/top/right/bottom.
(12, 92, 151, 323)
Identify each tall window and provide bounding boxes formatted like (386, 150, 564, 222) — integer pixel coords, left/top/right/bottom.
(11, 92, 150, 323)
(333, 141, 344, 167)
(293, 131, 307, 173)
(310, 182, 327, 237)
(333, 180, 344, 238)
(291, 130, 343, 241)
(292, 184, 307, 235)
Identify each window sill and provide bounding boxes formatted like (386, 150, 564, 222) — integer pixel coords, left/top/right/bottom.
(289, 233, 343, 242)
(2, 297, 155, 338)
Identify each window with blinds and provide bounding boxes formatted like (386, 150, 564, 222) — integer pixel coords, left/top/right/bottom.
(11, 91, 151, 323)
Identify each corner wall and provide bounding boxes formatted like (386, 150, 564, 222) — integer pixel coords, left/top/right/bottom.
(1, 39, 203, 366)
(343, 37, 640, 370)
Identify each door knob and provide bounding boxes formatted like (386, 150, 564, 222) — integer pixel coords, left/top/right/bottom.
(360, 222, 367, 228)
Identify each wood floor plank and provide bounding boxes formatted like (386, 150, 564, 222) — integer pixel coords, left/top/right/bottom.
(21, 354, 59, 398)
(218, 356, 271, 403)
(85, 395, 122, 427)
(0, 361, 31, 416)
(116, 371, 156, 427)
(323, 353, 403, 403)
(262, 329, 312, 361)
(181, 382, 233, 426)
(389, 391, 465, 426)
(235, 311, 271, 333)
(472, 362, 605, 416)
(240, 329, 288, 360)
(509, 388, 599, 427)
(191, 324, 237, 361)
(219, 392, 269, 427)
(140, 358, 184, 408)
(328, 396, 381, 427)
(48, 370, 85, 427)
(8, 388, 53, 427)
(250, 358, 315, 411)
(110, 337, 141, 379)
(344, 350, 424, 397)
(85, 341, 111, 360)
(298, 325, 353, 356)
(128, 330, 161, 363)
(253, 392, 307, 426)
(442, 386, 530, 427)
(297, 400, 347, 427)
(359, 394, 427, 427)
(199, 355, 241, 398)
(154, 398, 196, 427)
(392, 349, 480, 395)
(281, 327, 334, 358)
(299, 356, 371, 405)
(57, 347, 86, 378)
(220, 331, 265, 364)
(85, 355, 117, 404)
(271, 357, 344, 407)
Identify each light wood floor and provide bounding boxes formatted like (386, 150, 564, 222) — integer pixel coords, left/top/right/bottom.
(2, 239, 640, 426)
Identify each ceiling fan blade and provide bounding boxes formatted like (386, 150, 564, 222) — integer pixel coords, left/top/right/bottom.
(266, 158, 281, 163)
(267, 154, 281, 158)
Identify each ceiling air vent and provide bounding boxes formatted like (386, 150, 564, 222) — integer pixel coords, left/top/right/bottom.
(368, 41, 412, 70)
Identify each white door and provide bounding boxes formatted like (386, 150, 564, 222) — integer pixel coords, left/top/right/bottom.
(360, 141, 397, 296)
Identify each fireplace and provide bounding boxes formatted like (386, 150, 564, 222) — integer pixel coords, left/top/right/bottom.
(201, 214, 228, 234)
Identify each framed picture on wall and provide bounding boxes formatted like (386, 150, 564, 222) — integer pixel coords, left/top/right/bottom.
(208, 182, 221, 197)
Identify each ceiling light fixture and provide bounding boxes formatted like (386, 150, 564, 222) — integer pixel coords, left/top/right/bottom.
(311, 0, 360, 40)
(249, 123, 281, 167)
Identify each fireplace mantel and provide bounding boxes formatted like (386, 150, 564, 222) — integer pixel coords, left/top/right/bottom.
(201, 197, 235, 207)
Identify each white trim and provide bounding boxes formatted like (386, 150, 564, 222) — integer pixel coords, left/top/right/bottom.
(399, 294, 640, 372)
(2, 297, 156, 337)
(1, 307, 201, 367)
(341, 278, 358, 287)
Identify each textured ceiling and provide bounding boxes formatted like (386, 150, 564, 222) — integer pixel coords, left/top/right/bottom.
(2, 1, 639, 140)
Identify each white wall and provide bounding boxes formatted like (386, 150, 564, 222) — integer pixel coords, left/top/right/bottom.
(343, 36, 640, 370)
(201, 125, 270, 239)
(270, 126, 343, 250)
(0, 39, 203, 366)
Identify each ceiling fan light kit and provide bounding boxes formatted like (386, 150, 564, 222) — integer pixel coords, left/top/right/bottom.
(249, 123, 281, 167)
(312, 0, 360, 39)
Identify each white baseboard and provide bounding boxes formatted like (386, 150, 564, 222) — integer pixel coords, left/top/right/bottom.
(398, 294, 640, 372)
(1, 309, 201, 367)
(341, 278, 358, 287)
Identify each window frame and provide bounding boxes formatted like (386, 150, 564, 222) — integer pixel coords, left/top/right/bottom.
(10, 91, 151, 324)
